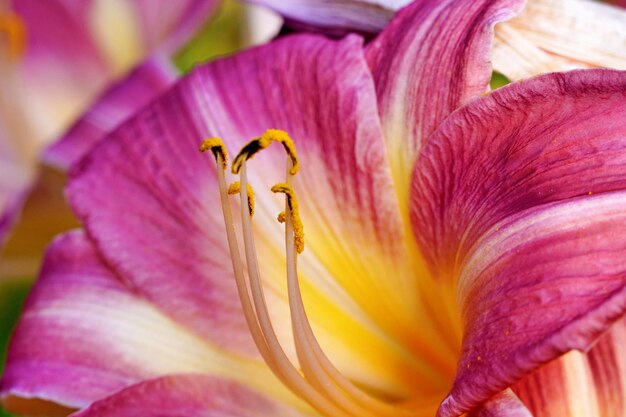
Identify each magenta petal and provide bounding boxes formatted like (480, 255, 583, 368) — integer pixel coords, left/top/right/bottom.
(1, 231, 294, 411)
(409, 70, 626, 416)
(43, 56, 177, 170)
(16, 0, 218, 74)
(15, 0, 108, 85)
(248, 0, 405, 35)
(72, 375, 305, 417)
(365, 0, 523, 199)
(1, 231, 146, 408)
(513, 318, 626, 417)
(132, 0, 219, 54)
(67, 34, 403, 363)
(468, 390, 532, 417)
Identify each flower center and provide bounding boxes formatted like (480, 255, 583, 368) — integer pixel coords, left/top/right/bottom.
(201, 130, 431, 417)
(0, 9, 25, 61)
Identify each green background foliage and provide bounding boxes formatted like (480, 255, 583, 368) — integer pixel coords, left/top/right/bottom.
(0, 281, 29, 417)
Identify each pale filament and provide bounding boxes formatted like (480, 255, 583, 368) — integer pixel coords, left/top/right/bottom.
(202, 138, 351, 417)
(202, 132, 424, 417)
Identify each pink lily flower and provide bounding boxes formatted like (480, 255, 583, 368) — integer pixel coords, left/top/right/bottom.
(248, 0, 626, 81)
(2, 1, 625, 416)
(0, 0, 219, 248)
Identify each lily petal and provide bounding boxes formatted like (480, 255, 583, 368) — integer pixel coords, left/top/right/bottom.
(66, 34, 431, 396)
(0, 0, 218, 254)
(6, 0, 218, 148)
(43, 56, 177, 170)
(468, 390, 532, 417)
(493, 0, 626, 81)
(129, 0, 219, 56)
(72, 375, 309, 417)
(512, 318, 626, 417)
(246, 0, 410, 35)
(16, 0, 218, 79)
(410, 70, 626, 416)
(0, 231, 295, 411)
(251, 0, 626, 83)
(365, 0, 524, 208)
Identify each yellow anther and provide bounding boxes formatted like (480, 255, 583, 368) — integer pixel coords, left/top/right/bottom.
(277, 211, 286, 223)
(0, 11, 26, 60)
(199, 138, 228, 170)
(271, 183, 304, 253)
(228, 181, 255, 217)
(232, 129, 299, 175)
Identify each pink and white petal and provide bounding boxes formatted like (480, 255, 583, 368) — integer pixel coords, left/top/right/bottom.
(11, 0, 216, 151)
(130, 0, 219, 55)
(0, 231, 294, 412)
(44, 56, 177, 170)
(512, 317, 626, 417)
(14, 0, 108, 86)
(586, 317, 626, 417)
(17, 0, 217, 77)
(14, 0, 111, 130)
(66, 62, 258, 357)
(494, 0, 626, 80)
(67, 34, 437, 397)
(410, 70, 626, 416)
(246, 0, 408, 35)
(72, 375, 311, 417)
(412, 69, 626, 280)
(86, 0, 218, 75)
(468, 390, 532, 417)
(437, 191, 626, 417)
(178, 34, 449, 396)
(365, 0, 524, 207)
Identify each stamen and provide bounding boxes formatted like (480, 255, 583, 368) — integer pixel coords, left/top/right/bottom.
(199, 138, 228, 170)
(202, 137, 351, 417)
(278, 159, 419, 417)
(228, 181, 255, 217)
(238, 161, 352, 417)
(0, 11, 26, 60)
(232, 129, 299, 175)
(271, 183, 304, 254)
(211, 132, 422, 417)
(200, 138, 288, 380)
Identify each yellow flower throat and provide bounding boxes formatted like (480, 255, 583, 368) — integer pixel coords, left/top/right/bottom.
(200, 130, 430, 417)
